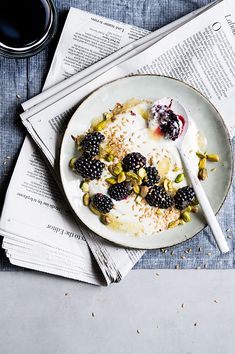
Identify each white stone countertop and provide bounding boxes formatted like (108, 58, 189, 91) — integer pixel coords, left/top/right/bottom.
(0, 270, 235, 354)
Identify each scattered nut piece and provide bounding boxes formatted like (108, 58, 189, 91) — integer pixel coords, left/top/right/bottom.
(206, 154, 220, 162)
(140, 186, 149, 198)
(100, 215, 112, 225)
(181, 211, 191, 223)
(199, 157, 207, 169)
(196, 151, 206, 159)
(117, 172, 126, 183)
(198, 168, 208, 180)
(106, 177, 117, 184)
(83, 193, 90, 206)
(80, 181, 89, 192)
(69, 157, 77, 170)
(94, 120, 108, 131)
(168, 219, 180, 228)
(175, 173, 185, 183)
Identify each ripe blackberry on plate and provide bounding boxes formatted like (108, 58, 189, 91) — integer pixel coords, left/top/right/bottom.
(145, 185, 174, 209)
(122, 152, 146, 172)
(174, 186, 196, 210)
(92, 193, 114, 214)
(74, 156, 105, 180)
(158, 110, 181, 141)
(152, 104, 181, 141)
(142, 166, 160, 187)
(108, 181, 132, 201)
(80, 132, 105, 157)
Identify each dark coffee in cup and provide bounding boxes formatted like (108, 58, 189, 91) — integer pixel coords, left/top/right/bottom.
(0, 0, 57, 58)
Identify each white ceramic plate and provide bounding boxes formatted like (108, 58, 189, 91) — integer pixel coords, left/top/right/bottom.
(60, 75, 233, 249)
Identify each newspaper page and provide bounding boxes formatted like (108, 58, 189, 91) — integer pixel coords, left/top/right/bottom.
(43, 7, 149, 89)
(18, 0, 235, 277)
(0, 4, 222, 284)
(21, 1, 219, 114)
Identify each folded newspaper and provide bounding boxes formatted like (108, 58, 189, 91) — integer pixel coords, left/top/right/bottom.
(1, 0, 234, 285)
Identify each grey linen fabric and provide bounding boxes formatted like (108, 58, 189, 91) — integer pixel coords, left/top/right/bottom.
(0, 0, 234, 271)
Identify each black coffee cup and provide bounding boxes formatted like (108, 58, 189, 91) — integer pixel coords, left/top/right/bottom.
(0, 0, 57, 58)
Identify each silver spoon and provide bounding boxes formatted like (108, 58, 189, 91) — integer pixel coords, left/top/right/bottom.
(155, 98, 229, 253)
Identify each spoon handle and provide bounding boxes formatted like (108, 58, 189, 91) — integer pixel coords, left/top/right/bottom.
(178, 146, 229, 254)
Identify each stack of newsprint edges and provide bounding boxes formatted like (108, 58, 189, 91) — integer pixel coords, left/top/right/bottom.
(1, 0, 235, 286)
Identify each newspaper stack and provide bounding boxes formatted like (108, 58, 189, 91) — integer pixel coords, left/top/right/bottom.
(0, 0, 235, 286)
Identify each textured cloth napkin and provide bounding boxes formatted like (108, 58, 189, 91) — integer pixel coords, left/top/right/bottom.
(1, 0, 234, 271)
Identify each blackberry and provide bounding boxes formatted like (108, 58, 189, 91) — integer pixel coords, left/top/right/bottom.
(81, 132, 105, 157)
(108, 181, 132, 201)
(152, 104, 181, 141)
(122, 152, 146, 172)
(142, 166, 160, 187)
(145, 186, 174, 209)
(74, 156, 105, 180)
(174, 186, 196, 210)
(92, 193, 114, 214)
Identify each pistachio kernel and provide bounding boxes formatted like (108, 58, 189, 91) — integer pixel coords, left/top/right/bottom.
(83, 193, 90, 206)
(198, 168, 208, 180)
(100, 214, 112, 225)
(113, 163, 123, 176)
(168, 219, 180, 228)
(69, 157, 77, 170)
(80, 181, 89, 192)
(183, 206, 192, 213)
(156, 209, 163, 215)
(173, 166, 181, 172)
(199, 158, 207, 169)
(103, 112, 113, 120)
(175, 173, 185, 183)
(106, 154, 114, 162)
(196, 151, 206, 159)
(94, 120, 108, 131)
(206, 154, 220, 162)
(117, 172, 126, 183)
(133, 184, 140, 194)
(126, 171, 139, 180)
(181, 211, 191, 223)
(106, 177, 117, 185)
